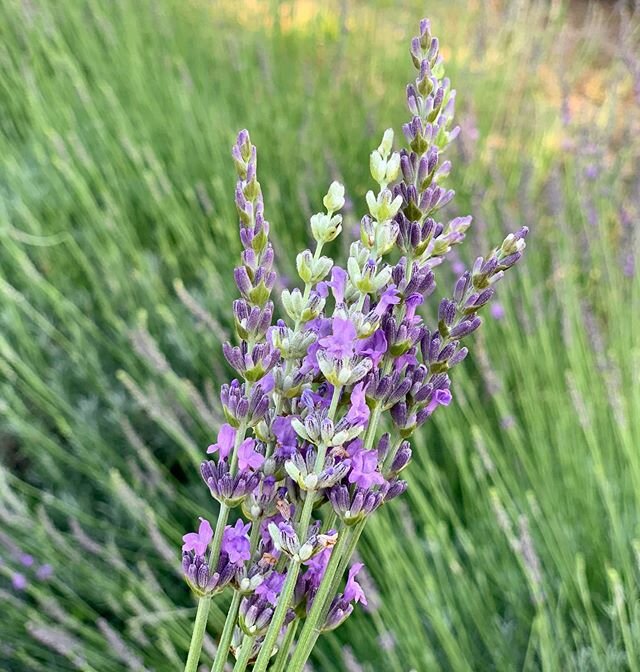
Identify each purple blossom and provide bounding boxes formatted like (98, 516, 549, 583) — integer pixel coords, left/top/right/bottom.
(490, 302, 505, 320)
(345, 382, 370, 426)
(302, 538, 335, 594)
(255, 571, 286, 605)
(207, 423, 236, 459)
(222, 519, 252, 565)
(19, 553, 34, 567)
(355, 330, 388, 367)
(182, 517, 213, 556)
(374, 286, 400, 317)
(319, 317, 357, 358)
(344, 563, 367, 606)
(260, 372, 275, 392)
(348, 448, 385, 489)
(12, 573, 27, 591)
(425, 388, 452, 416)
(237, 438, 264, 471)
(320, 267, 348, 304)
(303, 317, 332, 372)
(272, 416, 298, 459)
(393, 351, 418, 370)
(404, 293, 424, 324)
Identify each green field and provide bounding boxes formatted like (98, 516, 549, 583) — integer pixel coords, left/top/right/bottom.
(0, 0, 638, 670)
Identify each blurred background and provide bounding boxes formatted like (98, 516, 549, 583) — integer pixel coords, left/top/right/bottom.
(0, 0, 638, 670)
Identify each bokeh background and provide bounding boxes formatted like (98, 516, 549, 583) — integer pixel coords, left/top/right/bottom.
(0, 0, 638, 670)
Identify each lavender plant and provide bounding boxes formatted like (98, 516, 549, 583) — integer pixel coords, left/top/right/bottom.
(181, 19, 527, 672)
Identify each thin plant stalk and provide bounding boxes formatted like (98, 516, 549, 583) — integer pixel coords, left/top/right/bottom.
(211, 591, 242, 672)
(184, 597, 212, 672)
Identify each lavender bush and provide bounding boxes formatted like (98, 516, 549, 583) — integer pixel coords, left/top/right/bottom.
(181, 19, 527, 672)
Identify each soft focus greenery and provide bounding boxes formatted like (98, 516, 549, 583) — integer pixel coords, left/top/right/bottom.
(0, 0, 638, 670)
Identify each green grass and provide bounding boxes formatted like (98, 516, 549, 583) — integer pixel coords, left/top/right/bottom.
(0, 0, 638, 670)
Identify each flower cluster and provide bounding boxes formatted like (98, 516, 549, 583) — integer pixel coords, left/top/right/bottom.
(181, 18, 527, 672)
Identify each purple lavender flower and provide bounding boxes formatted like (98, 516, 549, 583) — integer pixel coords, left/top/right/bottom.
(347, 447, 385, 489)
(19, 553, 34, 567)
(318, 317, 357, 358)
(180, 22, 527, 670)
(424, 388, 452, 416)
(11, 573, 27, 591)
(255, 571, 286, 606)
(207, 423, 236, 459)
(237, 438, 264, 472)
(272, 416, 298, 459)
(345, 382, 370, 426)
(490, 302, 505, 320)
(319, 267, 348, 304)
(355, 330, 388, 366)
(222, 520, 252, 565)
(182, 518, 213, 557)
(344, 563, 368, 606)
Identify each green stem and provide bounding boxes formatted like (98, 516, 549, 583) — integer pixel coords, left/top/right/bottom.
(252, 385, 342, 672)
(252, 558, 301, 672)
(287, 526, 354, 672)
(271, 619, 299, 672)
(232, 634, 255, 672)
(184, 597, 212, 672)
(208, 503, 230, 568)
(211, 591, 242, 672)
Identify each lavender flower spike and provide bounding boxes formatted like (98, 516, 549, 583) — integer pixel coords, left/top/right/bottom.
(181, 20, 527, 672)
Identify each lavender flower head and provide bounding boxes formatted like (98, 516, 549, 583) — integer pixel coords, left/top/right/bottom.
(179, 18, 527, 672)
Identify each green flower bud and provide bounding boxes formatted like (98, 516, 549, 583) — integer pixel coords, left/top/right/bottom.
(310, 256, 333, 283)
(385, 152, 401, 183)
(310, 212, 343, 243)
(322, 181, 345, 213)
(366, 189, 403, 222)
(296, 250, 314, 283)
(370, 150, 387, 185)
(377, 128, 394, 158)
(281, 288, 305, 322)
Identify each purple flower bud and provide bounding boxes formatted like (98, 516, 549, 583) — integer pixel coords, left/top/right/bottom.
(234, 267, 253, 297)
(201, 460, 260, 506)
(400, 152, 414, 183)
(454, 272, 470, 303)
(376, 433, 391, 462)
(448, 346, 468, 367)
(449, 316, 481, 339)
(390, 443, 412, 474)
(438, 299, 456, 327)
(384, 479, 408, 501)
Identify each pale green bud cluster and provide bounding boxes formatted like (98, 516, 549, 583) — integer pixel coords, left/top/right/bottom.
(370, 128, 401, 188)
(316, 351, 372, 386)
(310, 212, 343, 244)
(311, 181, 345, 244)
(365, 189, 403, 222)
(322, 180, 346, 214)
(296, 250, 333, 284)
(360, 217, 399, 256)
(281, 288, 325, 324)
(270, 324, 317, 359)
(501, 232, 527, 256)
(347, 243, 393, 294)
